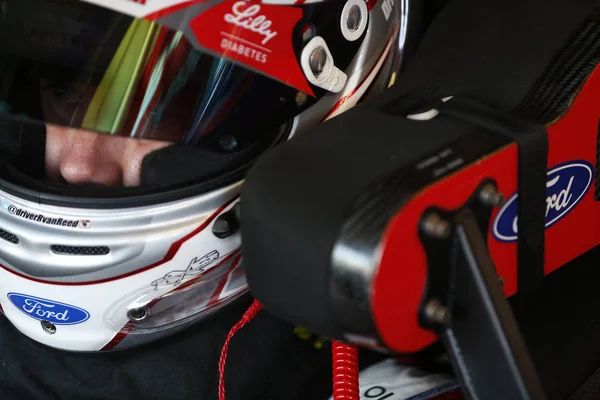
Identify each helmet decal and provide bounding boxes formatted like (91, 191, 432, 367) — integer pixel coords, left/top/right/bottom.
(190, 1, 314, 95)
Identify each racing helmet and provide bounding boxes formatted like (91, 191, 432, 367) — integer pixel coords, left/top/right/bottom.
(0, 0, 408, 351)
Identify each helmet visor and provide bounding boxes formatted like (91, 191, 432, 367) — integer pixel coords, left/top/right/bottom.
(0, 0, 312, 146)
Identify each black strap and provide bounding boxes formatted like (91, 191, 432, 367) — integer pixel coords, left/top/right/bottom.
(438, 97, 548, 294)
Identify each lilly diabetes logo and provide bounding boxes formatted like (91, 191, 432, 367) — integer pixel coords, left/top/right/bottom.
(189, 0, 313, 95)
(7, 293, 90, 325)
(219, 1, 278, 65)
(1, 200, 91, 229)
(224, 2, 278, 46)
(493, 160, 594, 242)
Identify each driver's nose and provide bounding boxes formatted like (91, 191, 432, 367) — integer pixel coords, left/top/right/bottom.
(59, 130, 124, 186)
(45, 125, 170, 187)
(46, 127, 124, 186)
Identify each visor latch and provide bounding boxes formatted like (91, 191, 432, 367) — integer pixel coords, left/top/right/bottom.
(301, 37, 348, 94)
(213, 203, 241, 239)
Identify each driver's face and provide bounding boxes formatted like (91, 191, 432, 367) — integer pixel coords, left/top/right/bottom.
(45, 124, 170, 187)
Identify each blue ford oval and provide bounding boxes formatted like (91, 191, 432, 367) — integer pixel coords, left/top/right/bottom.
(492, 160, 594, 243)
(7, 293, 90, 325)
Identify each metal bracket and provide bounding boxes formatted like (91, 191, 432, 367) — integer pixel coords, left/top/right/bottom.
(418, 180, 547, 400)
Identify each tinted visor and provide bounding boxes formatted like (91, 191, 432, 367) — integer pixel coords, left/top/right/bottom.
(0, 0, 314, 146)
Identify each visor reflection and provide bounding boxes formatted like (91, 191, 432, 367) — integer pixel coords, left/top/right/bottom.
(0, 0, 265, 145)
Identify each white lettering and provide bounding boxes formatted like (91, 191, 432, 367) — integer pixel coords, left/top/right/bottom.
(511, 174, 575, 234)
(220, 38, 268, 64)
(22, 299, 53, 313)
(381, 0, 395, 21)
(546, 175, 573, 216)
(22, 299, 70, 321)
(224, 2, 278, 45)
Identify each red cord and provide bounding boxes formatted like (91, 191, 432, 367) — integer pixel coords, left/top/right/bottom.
(332, 340, 360, 400)
(218, 300, 264, 400)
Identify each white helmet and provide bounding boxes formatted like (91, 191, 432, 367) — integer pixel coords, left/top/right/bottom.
(0, 0, 410, 351)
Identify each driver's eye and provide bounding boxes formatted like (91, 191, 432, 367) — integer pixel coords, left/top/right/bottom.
(42, 82, 81, 103)
(64, 91, 83, 104)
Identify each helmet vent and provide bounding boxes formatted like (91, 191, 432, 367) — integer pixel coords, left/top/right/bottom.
(0, 228, 19, 244)
(51, 245, 110, 256)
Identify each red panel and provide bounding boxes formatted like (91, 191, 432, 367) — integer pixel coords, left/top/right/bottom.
(372, 63, 600, 353)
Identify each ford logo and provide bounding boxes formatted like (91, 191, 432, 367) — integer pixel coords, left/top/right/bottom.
(7, 293, 90, 325)
(493, 160, 594, 242)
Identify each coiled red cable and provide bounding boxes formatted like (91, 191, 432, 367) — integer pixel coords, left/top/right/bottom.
(218, 300, 263, 400)
(332, 340, 360, 400)
(219, 301, 360, 400)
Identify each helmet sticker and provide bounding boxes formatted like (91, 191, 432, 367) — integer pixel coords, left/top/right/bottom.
(1, 200, 91, 229)
(151, 249, 221, 290)
(7, 293, 90, 325)
(189, 1, 314, 95)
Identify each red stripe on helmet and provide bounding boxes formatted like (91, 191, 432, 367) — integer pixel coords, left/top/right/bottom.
(320, 28, 396, 122)
(144, 0, 207, 21)
(0, 196, 239, 286)
(101, 252, 242, 351)
(207, 253, 242, 307)
(366, 0, 380, 11)
(101, 321, 137, 351)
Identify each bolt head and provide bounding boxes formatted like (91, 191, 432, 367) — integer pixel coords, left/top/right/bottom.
(424, 299, 452, 326)
(479, 183, 504, 207)
(219, 136, 238, 151)
(346, 5, 362, 32)
(422, 213, 451, 239)
(128, 307, 149, 322)
(41, 320, 56, 334)
(309, 46, 327, 77)
(295, 91, 308, 106)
